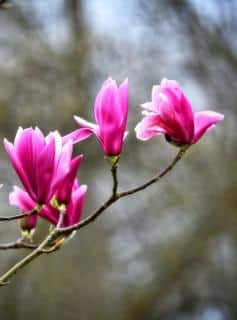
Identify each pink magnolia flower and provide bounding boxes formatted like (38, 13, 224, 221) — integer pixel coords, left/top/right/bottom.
(4, 127, 74, 204)
(64, 78, 129, 156)
(135, 79, 224, 146)
(9, 182, 87, 228)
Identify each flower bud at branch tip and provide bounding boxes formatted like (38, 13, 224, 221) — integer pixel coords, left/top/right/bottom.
(67, 78, 129, 157)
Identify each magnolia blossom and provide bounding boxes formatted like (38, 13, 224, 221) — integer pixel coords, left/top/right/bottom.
(135, 79, 224, 145)
(10, 182, 87, 228)
(64, 78, 129, 156)
(4, 127, 74, 204)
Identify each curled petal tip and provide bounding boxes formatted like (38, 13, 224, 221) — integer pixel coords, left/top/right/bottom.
(192, 111, 224, 143)
(122, 78, 128, 85)
(80, 184, 88, 193)
(103, 77, 116, 87)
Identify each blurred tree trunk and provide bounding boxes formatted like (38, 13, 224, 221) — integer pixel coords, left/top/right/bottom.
(65, 0, 85, 39)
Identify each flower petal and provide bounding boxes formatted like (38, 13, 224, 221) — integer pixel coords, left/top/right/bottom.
(9, 186, 36, 212)
(74, 115, 98, 137)
(36, 136, 56, 203)
(192, 111, 224, 143)
(94, 78, 117, 124)
(135, 115, 166, 141)
(141, 102, 156, 112)
(15, 128, 39, 195)
(4, 139, 35, 200)
(119, 78, 129, 118)
(50, 139, 73, 198)
(158, 86, 194, 143)
(39, 205, 59, 225)
(63, 184, 87, 227)
(56, 155, 83, 205)
(62, 128, 93, 145)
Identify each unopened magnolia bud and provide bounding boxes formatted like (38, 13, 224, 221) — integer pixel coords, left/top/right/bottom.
(20, 215, 37, 241)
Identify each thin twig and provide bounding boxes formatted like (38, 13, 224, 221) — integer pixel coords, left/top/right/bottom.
(59, 196, 115, 234)
(0, 232, 58, 285)
(0, 208, 37, 222)
(118, 146, 189, 198)
(0, 147, 188, 285)
(59, 147, 188, 234)
(111, 162, 119, 197)
(0, 237, 39, 250)
(0, 208, 65, 285)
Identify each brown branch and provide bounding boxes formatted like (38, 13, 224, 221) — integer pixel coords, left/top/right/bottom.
(118, 145, 189, 198)
(0, 238, 39, 250)
(111, 162, 119, 197)
(0, 233, 57, 285)
(0, 208, 65, 285)
(0, 208, 37, 222)
(59, 146, 189, 234)
(0, 148, 188, 285)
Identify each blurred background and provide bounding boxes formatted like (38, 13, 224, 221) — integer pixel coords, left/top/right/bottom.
(0, 0, 234, 319)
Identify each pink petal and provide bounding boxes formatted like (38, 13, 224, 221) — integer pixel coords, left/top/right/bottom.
(148, 80, 194, 143)
(62, 128, 93, 145)
(192, 111, 224, 143)
(39, 205, 59, 225)
(10, 186, 38, 230)
(36, 136, 56, 203)
(119, 78, 128, 118)
(56, 155, 83, 205)
(118, 78, 129, 134)
(4, 139, 35, 200)
(9, 186, 36, 212)
(15, 128, 39, 194)
(135, 115, 166, 141)
(51, 140, 73, 197)
(151, 85, 161, 112)
(13, 127, 23, 149)
(99, 118, 126, 155)
(97, 82, 121, 127)
(123, 131, 129, 140)
(74, 115, 98, 132)
(102, 77, 114, 87)
(46, 131, 62, 161)
(141, 102, 156, 112)
(158, 87, 194, 143)
(177, 92, 195, 141)
(160, 79, 180, 95)
(94, 78, 117, 124)
(63, 184, 87, 227)
(33, 127, 45, 147)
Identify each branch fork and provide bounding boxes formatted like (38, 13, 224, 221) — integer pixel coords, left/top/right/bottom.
(0, 146, 189, 286)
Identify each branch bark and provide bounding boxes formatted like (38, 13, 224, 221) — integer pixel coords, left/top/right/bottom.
(0, 147, 188, 285)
